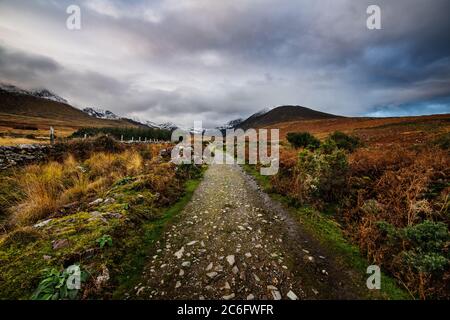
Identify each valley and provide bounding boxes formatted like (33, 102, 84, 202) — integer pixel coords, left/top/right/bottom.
(0, 85, 448, 300)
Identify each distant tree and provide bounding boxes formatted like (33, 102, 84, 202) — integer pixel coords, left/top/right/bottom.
(70, 127, 171, 141)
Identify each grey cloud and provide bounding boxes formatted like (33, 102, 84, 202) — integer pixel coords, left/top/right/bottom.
(0, 0, 449, 127)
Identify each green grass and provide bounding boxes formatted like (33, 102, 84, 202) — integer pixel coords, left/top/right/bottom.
(0, 168, 205, 300)
(242, 164, 410, 300)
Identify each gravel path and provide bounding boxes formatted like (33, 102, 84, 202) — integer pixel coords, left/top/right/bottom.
(130, 160, 365, 300)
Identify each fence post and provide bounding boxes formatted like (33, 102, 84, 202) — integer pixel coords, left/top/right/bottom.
(50, 126, 55, 145)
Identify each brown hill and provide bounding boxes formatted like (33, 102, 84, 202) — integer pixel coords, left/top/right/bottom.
(0, 90, 142, 136)
(238, 105, 340, 129)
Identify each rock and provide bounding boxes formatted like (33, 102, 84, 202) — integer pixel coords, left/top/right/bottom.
(89, 198, 103, 206)
(232, 266, 239, 274)
(187, 240, 198, 246)
(174, 247, 185, 259)
(222, 293, 235, 300)
(43, 255, 52, 261)
(245, 252, 252, 258)
(52, 239, 70, 250)
(181, 261, 191, 268)
(206, 262, 213, 271)
(103, 212, 122, 219)
(253, 274, 260, 282)
(33, 219, 53, 228)
(246, 294, 255, 300)
(226, 255, 235, 266)
(175, 281, 181, 289)
(287, 290, 298, 300)
(222, 282, 231, 290)
(312, 288, 319, 295)
(179, 269, 185, 276)
(207, 272, 218, 278)
(136, 287, 145, 296)
(270, 290, 282, 300)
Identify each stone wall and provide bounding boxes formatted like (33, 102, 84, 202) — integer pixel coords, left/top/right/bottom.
(0, 144, 52, 170)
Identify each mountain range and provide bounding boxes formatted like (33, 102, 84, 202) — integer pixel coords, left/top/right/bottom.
(0, 83, 345, 135)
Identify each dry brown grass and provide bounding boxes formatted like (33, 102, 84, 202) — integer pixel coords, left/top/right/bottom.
(0, 137, 49, 146)
(9, 148, 147, 227)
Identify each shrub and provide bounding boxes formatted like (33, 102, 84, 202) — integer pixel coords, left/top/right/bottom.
(327, 131, 360, 152)
(286, 132, 320, 150)
(293, 148, 349, 203)
(433, 132, 450, 150)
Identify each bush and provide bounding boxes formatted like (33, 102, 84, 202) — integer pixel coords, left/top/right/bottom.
(327, 131, 360, 152)
(287, 132, 320, 150)
(295, 148, 349, 203)
(434, 132, 450, 150)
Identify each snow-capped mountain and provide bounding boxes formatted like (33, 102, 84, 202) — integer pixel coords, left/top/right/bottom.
(82, 107, 120, 120)
(158, 122, 178, 131)
(0, 83, 68, 104)
(217, 118, 243, 130)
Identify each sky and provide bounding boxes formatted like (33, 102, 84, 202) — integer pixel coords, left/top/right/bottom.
(0, 0, 449, 128)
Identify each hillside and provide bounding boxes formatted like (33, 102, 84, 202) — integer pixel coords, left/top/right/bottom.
(237, 105, 340, 129)
(0, 89, 143, 137)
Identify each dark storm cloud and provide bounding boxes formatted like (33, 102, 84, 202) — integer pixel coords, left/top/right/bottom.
(0, 0, 449, 127)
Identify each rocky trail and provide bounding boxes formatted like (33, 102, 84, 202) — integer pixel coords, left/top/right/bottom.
(127, 159, 366, 300)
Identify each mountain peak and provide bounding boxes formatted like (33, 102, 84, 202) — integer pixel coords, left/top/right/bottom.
(0, 83, 68, 104)
(83, 107, 120, 120)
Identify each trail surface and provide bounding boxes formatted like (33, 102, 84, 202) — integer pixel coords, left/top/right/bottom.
(129, 160, 365, 300)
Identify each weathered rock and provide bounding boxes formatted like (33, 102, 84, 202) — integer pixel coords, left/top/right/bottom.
(33, 219, 53, 228)
(174, 247, 185, 259)
(287, 290, 298, 300)
(226, 255, 235, 266)
(222, 293, 235, 300)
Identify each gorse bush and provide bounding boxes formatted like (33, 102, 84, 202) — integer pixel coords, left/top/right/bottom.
(297, 148, 349, 203)
(433, 132, 450, 150)
(286, 132, 320, 150)
(326, 131, 361, 152)
(271, 144, 349, 205)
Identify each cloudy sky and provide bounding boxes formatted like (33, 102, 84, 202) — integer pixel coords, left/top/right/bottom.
(0, 0, 449, 127)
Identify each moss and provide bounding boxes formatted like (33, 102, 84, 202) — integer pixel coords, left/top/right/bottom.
(0, 164, 205, 300)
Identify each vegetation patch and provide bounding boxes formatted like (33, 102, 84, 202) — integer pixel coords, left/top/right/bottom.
(0, 138, 204, 299)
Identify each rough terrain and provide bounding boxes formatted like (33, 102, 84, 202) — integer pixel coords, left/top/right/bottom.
(128, 158, 367, 300)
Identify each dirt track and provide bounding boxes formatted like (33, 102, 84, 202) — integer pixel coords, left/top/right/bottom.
(129, 160, 366, 300)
